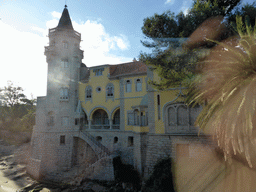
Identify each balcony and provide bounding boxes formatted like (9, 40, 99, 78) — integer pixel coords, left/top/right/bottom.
(48, 27, 81, 40)
(91, 125, 110, 129)
(44, 46, 56, 56)
(80, 123, 120, 130)
(112, 125, 120, 129)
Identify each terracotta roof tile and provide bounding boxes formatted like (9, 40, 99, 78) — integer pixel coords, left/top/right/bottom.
(109, 61, 147, 78)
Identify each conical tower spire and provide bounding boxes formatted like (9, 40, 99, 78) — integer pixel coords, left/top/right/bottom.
(57, 5, 73, 30)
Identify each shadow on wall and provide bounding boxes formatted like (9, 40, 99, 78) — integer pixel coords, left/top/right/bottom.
(113, 156, 141, 191)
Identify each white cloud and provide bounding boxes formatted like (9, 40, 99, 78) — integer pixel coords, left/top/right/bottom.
(0, 12, 132, 98)
(51, 11, 61, 19)
(165, 0, 175, 5)
(72, 18, 131, 65)
(0, 20, 48, 98)
(181, 0, 193, 15)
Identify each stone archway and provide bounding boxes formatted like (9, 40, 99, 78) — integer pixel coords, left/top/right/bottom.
(91, 109, 110, 129)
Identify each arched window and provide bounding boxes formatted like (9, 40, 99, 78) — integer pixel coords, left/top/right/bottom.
(165, 103, 202, 133)
(113, 109, 120, 129)
(114, 137, 118, 143)
(113, 109, 120, 125)
(92, 109, 109, 129)
(126, 80, 132, 92)
(85, 86, 92, 99)
(168, 107, 176, 125)
(106, 83, 114, 100)
(60, 88, 69, 100)
(177, 105, 188, 125)
(135, 78, 142, 92)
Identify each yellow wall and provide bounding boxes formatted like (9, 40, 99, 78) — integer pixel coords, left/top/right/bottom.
(79, 66, 149, 133)
(79, 66, 120, 119)
(153, 90, 181, 134)
(123, 76, 148, 132)
(150, 71, 187, 134)
(78, 65, 186, 134)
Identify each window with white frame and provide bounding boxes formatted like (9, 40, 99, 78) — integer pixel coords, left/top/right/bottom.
(93, 68, 104, 76)
(60, 88, 69, 100)
(165, 103, 202, 133)
(128, 112, 134, 125)
(60, 135, 65, 145)
(61, 59, 69, 68)
(135, 78, 142, 92)
(127, 110, 148, 126)
(126, 80, 132, 92)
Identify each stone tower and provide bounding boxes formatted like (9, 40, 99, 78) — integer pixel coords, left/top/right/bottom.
(28, 5, 84, 179)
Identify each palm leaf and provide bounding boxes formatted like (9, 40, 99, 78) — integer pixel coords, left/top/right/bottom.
(190, 16, 256, 167)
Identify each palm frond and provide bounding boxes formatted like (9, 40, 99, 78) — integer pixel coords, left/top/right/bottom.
(190, 16, 256, 167)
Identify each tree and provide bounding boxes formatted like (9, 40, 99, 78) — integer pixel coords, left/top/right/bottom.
(228, 2, 256, 31)
(141, 0, 241, 44)
(0, 81, 36, 132)
(139, 0, 256, 90)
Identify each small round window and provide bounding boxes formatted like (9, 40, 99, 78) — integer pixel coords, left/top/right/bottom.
(96, 87, 101, 93)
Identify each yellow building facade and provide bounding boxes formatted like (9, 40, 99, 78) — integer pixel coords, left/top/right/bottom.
(29, 6, 216, 187)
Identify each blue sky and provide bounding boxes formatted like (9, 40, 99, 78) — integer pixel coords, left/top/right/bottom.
(0, 0, 254, 98)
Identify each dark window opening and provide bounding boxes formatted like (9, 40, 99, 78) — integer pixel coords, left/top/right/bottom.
(128, 136, 134, 147)
(114, 137, 118, 144)
(86, 87, 92, 98)
(96, 87, 101, 92)
(157, 95, 160, 105)
(107, 86, 114, 97)
(60, 135, 65, 145)
(92, 109, 109, 125)
(75, 118, 79, 125)
(96, 136, 102, 142)
(113, 109, 120, 125)
(157, 94, 161, 120)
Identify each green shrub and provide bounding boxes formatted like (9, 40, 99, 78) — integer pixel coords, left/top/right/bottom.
(142, 158, 175, 192)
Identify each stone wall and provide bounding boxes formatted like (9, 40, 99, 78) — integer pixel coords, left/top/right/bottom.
(144, 133, 212, 178)
(87, 130, 135, 165)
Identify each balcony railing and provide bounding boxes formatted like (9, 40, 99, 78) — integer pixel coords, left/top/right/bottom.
(112, 125, 120, 129)
(80, 124, 120, 130)
(48, 27, 81, 39)
(79, 131, 110, 158)
(91, 125, 110, 129)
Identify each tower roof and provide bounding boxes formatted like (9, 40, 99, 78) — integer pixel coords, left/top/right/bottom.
(57, 5, 74, 30)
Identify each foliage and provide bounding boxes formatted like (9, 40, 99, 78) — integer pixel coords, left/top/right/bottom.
(141, 0, 241, 46)
(140, 0, 256, 90)
(228, 2, 256, 31)
(142, 158, 175, 192)
(112, 156, 141, 191)
(188, 16, 256, 167)
(0, 81, 36, 133)
(140, 47, 202, 90)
